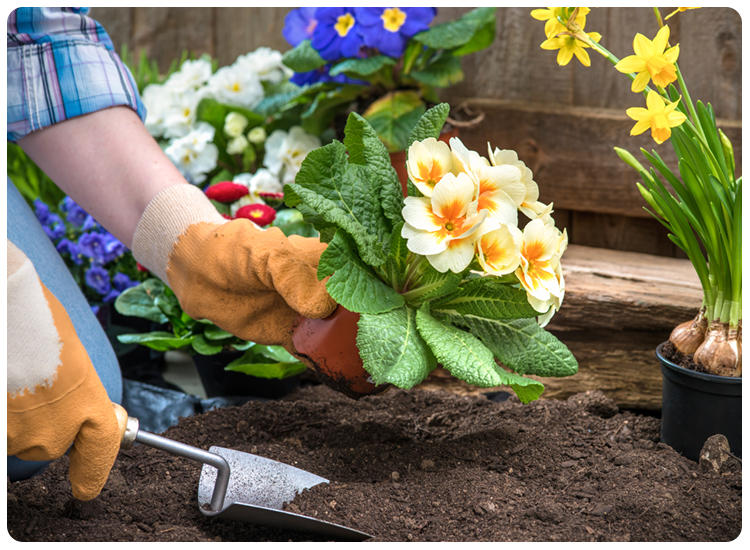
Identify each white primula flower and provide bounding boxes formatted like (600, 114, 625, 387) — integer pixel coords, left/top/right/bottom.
(488, 146, 550, 221)
(247, 126, 267, 144)
(205, 64, 264, 109)
(224, 112, 249, 138)
(229, 169, 283, 215)
(227, 135, 250, 155)
(515, 218, 566, 313)
(406, 138, 454, 198)
(165, 58, 213, 93)
(165, 122, 218, 184)
(162, 88, 202, 139)
(401, 172, 488, 273)
(475, 219, 524, 277)
(263, 126, 321, 184)
(236, 47, 291, 85)
(141, 83, 172, 138)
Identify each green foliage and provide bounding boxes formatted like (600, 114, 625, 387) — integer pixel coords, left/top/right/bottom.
(225, 345, 307, 379)
(412, 7, 498, 52)
(281, 40, 327, 73)
(7, 144, 66, 209)
(361, 91, 426, 153)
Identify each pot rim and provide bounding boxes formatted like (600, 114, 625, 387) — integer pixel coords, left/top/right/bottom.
(656, 341, 742, 384)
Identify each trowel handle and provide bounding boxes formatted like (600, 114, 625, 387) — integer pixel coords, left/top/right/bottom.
(111, 403, 231, 512)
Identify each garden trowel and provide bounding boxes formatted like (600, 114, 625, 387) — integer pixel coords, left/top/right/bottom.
(113, 404, 370, 541)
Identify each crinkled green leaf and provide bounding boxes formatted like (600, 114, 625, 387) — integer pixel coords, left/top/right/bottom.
(362, 90, 426, 153)
(318, 230, 404, 314)
(301, 85, 364, 136)
(407, 264, 464, 306)
(357, 306, 437, 389)
(407, 102, 451, 150)
(413, 7, 497, 50)
(330, 55, 396, 77)
(416, 304, 544, 403)
(281, 40, 327, 73)
(449, 315, 578, 379)
(116, 331, 193, 352)
(385, 222, 409, 290)
(432, 277, 537, 319)
(114, 279, 169, 324)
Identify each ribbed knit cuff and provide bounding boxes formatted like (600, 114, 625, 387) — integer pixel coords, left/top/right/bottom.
(131, 184, 227, 284)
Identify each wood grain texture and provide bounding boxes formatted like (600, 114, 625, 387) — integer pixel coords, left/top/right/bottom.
(215, 8, 293, 67)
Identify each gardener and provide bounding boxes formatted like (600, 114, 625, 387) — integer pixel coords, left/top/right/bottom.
(7, 7, 337, 501)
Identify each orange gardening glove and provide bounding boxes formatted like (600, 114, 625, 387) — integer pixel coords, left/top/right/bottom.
(131, 184, 337, 352)
(7, 241, 121, 501)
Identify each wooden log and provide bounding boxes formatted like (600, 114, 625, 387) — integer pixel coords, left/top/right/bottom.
(416, 245, 703, 411)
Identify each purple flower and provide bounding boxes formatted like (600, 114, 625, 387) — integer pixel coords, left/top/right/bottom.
(60, 196, 88, 227)
(90, 304, 100, 316)
(102, 288, 121, 304)
(355, 8, 435, 58)
(311, 7, 365, 61)
(33, 199, 51, 224)
(290, 63, 367, 86)
(82, 215, 101, 232)
(101, 232, 127, 263)
(85, 264, 112, 296)
(112, 272, 140, 292)
(283, 7, 319, 47)
(78, 232, 110, 262)
(42, 213, 66, 241)
(56, 238, 84, 265)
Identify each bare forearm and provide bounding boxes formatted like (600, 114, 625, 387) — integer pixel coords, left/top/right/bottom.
(17, 106, 188, 248)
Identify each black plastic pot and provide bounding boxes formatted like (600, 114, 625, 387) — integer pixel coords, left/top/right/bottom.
(657, 342, 742, 461)
(193, 350, 300, 399)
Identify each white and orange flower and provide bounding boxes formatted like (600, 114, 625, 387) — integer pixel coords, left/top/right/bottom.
(406, 138, 455, 197)
(475, 220, 523, 277)
(487, 146, 554, 222)
(401, 171, 488, 273)
(515, 218, 566, 312)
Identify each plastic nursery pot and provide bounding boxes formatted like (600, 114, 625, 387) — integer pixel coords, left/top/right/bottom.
(194, 350, 300, 400)
(657, 342, 742, 462)
(390, 126, 460, 197)
(292, 305, 388, 400)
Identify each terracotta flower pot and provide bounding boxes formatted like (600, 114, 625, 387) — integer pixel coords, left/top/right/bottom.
(292, 305, 388, 400)
(390, 127, 460, 197)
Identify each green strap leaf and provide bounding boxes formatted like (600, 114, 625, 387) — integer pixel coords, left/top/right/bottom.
(416, 304, 544, 403)
(318, 230, 404, 314)
(357, 306, 437, 389)
(432, 277, 538, 319)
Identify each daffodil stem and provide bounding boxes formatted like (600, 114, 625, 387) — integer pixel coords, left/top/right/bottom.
(673, 62, 705, 141)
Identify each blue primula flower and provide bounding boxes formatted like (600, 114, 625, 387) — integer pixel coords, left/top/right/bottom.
(101, 232, 127, 263)
(291, 63, 367, 86)
(355, 7, 436, 58)
(60, 196, 88, 227)
(78, 232, 110, 263)
(112, 272, 140, 292)
(42, 213, 66, 241)
(102, 288, 121, 304)
(311, 7, 364, 61)
(85, 264, 111, 296)
(56, 238, 84, 265)
(33, 199, 51, 224)
(82, 215, 102, 232)
(283, 7, 319, 47)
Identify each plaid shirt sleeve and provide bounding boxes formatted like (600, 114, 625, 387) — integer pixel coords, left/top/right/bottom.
(7, 7, 146, 142)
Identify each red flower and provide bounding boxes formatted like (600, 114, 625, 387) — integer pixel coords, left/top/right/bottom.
(235, 204, 277, 227)
(136, 262, 149, 273)
(258, 191, 284, 201)
(220, 213, 234, 220)
(204, 181, 250, 203)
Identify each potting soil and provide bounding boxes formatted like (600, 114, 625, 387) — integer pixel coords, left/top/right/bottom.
(6, 386, 741, 542)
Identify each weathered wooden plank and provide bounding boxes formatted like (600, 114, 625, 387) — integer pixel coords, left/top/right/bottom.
(90, 7, 133, 52)
(441, 98, 742, 218)
(215, 7, 293, 67)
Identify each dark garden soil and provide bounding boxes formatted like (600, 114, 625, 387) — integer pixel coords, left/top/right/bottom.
(7, 386, 742, 542)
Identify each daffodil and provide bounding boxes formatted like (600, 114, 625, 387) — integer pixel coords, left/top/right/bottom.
(626, 90, 687, 145)
(449, 138, 524, 226)
(615, 25, 680, 93)
(540, 30, 602, 67)
(475, 220, 523, 277)
(401, 172, 488, 273)
(530, 7, 591, 39)
(406, 138, 455, 197)
(515, 219, 565, 310)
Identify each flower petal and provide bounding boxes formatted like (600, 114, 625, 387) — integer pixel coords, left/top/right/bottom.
(401, 222, 448, 255)
(402, 196, 442, 231)
(615, 55, 647, 74)
(632, 33, 653, 58)
(427, 238, 476, 274)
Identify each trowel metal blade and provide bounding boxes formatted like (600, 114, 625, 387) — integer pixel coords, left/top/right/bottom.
(197, 446, 371, 541)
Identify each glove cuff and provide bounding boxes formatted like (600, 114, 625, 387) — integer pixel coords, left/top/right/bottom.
(131, 184, 228, 283)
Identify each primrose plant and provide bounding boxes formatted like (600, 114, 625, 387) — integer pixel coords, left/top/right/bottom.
(285, 104, 578, 403)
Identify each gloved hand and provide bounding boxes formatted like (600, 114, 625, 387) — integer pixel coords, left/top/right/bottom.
(7, 241, 121, 500)
(131, 184, 337, 353)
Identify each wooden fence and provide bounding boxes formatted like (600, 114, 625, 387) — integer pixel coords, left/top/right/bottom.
(92, 6, 742, 258)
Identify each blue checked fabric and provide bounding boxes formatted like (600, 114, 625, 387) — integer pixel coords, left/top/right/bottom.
(7, 7, 146, 142)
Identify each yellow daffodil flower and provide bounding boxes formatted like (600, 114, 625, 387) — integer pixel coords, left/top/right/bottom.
(665, 7, 700, 21)
(615, 25, 680, 93)
(401, 172, 488, 273)
(449, 137, 524, 227)
(406, 138, 454, 197)
(530, 7, 591, 39)
(541, 30, 602, 67)
(515, 219, 565, 309)
(475, 220, 523, 277)
(626, 90, 687, 145)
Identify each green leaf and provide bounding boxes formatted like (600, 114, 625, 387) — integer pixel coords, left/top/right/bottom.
(301, 85, 364, 136)
(413, 7, 498, 50)
(196, 97, 264, 133)
(415, 304, 544, 403)
(405, 264, 464, 306)
(225, 349, 306, 379)
(114, 279, 169, 324)
(116, 331, 193, 352)
(203, 324, 236, 341)
(281, 40, 328, 73)
(432, 278, 538, 319)
(271, 208, 318, 238)
(407, 103, 451, 146)
(318, 230, 404, 314)
(251, 344, 299, 363)
(410, 54, 464, 88)
(191, 333, 224, 355)
(385, 222, 410, 289)
(357, 306, 437, 389)
(254, 82, 326, 118)
(449, 315, 578, 379)
(362, 91, 427, 153)
(451, 16, 496, 56)
(330, 55, 396, 77)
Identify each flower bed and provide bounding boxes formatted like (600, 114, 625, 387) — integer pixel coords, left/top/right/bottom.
(6, 386, 741, 542)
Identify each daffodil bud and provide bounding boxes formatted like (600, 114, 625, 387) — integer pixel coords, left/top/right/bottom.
(224, 112, 249, 138)
(718, 129, 736, 179)
(636, 182, 665, 218)
(247, 126, 267, 144)
(614, 147, 648, 174)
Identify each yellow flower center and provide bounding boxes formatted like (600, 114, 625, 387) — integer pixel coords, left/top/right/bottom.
(335, 13, 355, 37)
(382, 8, 407, 32)
(232, 82, 241, 92)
